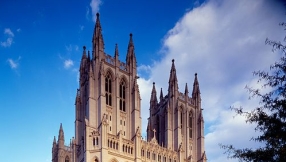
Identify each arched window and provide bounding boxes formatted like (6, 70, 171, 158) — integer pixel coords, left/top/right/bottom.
(65, 156, 69, 162)
(105, 72, 112, 106)
(119, 80, 126, 111)
(189, 112, 193, 138)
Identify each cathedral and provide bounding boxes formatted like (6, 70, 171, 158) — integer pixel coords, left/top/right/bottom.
(52, 13, 207, 162)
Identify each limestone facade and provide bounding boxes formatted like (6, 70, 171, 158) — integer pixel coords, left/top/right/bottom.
(52, 13, 207, 162)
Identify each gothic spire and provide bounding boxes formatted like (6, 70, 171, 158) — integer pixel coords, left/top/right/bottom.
(58, 123, 64, 141)
(185, 83, 189, 95)
(53, 136, 56, 147)
(128, 33, 134, 47)
(58, 123, 65, 148)
(160, 88, 163, 101)
(150, 82, 157, 103)
(53, 136, 56, 143)
(168, 59, 178, 94)
(192, 73, 201, 99)
(126, 33, 136, 65)
(92, 13, 104, 59)
(169, 59, 178, 83)
(114, 43, 119, 58)
(81, 46, 87, 60)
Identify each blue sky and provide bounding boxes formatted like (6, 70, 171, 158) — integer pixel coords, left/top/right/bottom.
(0, 0, 285, 161)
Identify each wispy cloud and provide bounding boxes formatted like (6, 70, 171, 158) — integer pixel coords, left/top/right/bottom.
(90, 0, 101, 22)
(86, 6, 90, 20)
(65, 44, 79, 52)
(64, 59, 74, 69)
(7, 56, 21, 69)
(4, 28, 14, 37)
(60, 44, 80, 71)
(16, 28, 21, 32)
(1, 28, 14, 47)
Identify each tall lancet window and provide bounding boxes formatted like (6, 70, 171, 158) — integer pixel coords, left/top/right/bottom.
(119, 80, 126, 112)
(105, 72, 112, 106)
(189, 112, 193, 138)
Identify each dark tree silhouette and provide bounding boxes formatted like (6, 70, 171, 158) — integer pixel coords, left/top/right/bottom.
(221, 23, 286, 162)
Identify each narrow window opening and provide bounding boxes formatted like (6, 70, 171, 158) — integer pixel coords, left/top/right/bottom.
(119, 80, 126, 112)
(105, 73, 112, 106)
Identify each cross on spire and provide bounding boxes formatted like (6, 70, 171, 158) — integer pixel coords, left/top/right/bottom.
(153, 128, 156, 137)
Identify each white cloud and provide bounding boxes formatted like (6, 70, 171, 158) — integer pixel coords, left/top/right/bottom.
(138, 64, 152, 79)
(90, 0, 101, 22)
(86, 7, 90, 20)
(7, 59, 18, 69)
(1, 28, 14, 47)
(7, 56, 21, 69)
(4, 28, 14, 37)
(137, 0, 285, 161)
(17, 28, 21, 32)
(64, 59, 74, 69)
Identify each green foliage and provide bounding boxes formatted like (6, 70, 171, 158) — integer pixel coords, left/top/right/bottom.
(221, 23, 286, 162)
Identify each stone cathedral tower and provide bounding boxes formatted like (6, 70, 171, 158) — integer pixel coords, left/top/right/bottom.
(52, 13, 207, 162)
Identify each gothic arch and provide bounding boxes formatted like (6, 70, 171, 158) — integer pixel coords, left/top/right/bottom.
(109, 158, 119, 162)
(105, 68, 114, 80)
(189, 110, 194, 117)
(119, 75, 128, 87)
(92, 156, 99, 162)
(179, 104, 184, 112)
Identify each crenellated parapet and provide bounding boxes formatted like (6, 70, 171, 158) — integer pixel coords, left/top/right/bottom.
(104, 53, 128, 72)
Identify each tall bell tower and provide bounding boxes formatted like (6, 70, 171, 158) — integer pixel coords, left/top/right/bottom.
(74, 13, 142, 162)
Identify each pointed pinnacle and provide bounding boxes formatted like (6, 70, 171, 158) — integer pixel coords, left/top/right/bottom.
(152, 82, 156, 92)
(96, 13, 101, 27)
(169, 59, 177, 82)
(129, 33, 133, 46)
(185, 83, 189, 94)
(160, 88, 163, 100)
(115, 43, 119, 57)
(53, 136, 56, 143)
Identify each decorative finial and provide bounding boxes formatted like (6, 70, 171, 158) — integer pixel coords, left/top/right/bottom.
(96, 13, 99, 18)
(130, 33, 133, 37)
(153, 82, 155, 85)
(195, 73, 197, 76)
(172, 59, 174, 63)
(83, 46, 86, 51)
(153, 129, 156, 137)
